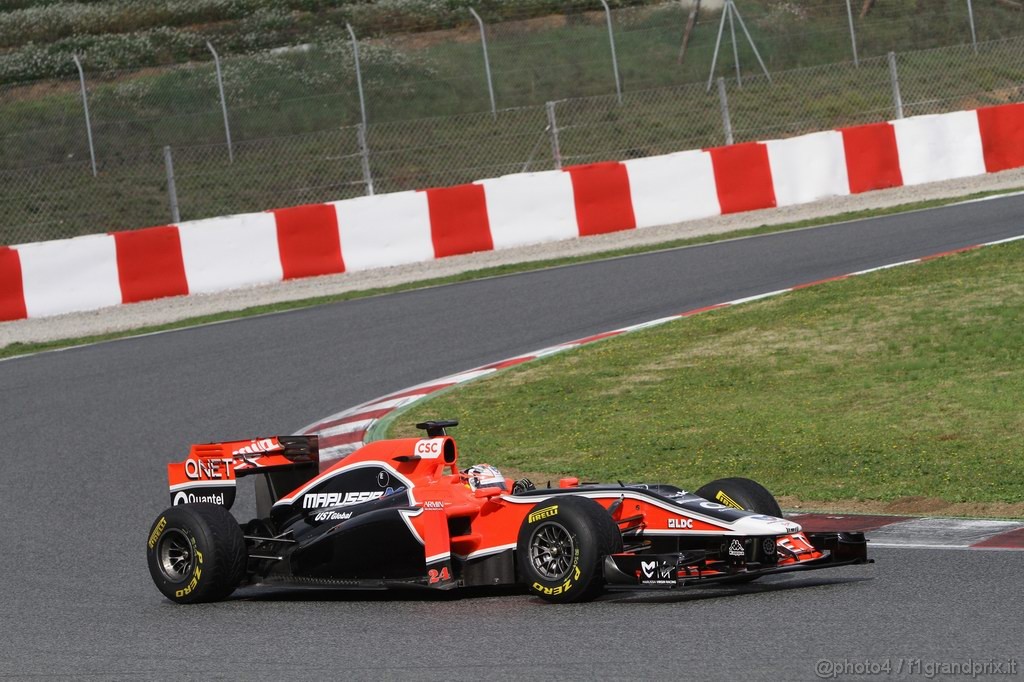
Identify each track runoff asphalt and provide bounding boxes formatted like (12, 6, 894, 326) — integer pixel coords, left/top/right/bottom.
(2, 194, 1024, 680)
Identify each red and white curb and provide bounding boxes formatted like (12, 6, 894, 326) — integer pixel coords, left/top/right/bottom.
(297, 233, 1024, 550)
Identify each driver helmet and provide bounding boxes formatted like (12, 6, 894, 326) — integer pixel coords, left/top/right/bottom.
(461, 464, 507, 492)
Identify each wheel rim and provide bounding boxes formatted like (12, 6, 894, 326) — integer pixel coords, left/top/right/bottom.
(157, 529, 194, 582)
(528, 522, 575, 581)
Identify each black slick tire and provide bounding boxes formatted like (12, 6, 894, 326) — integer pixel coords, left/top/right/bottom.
(694, 477, 783, 517)
(146, 503, 247, 604)
(517, 496, 622, 603)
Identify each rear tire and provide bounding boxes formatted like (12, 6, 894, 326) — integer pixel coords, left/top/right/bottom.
(146, 503, 247, 604)
(694, 477, 783, 517)
(517, 496, 622, 603)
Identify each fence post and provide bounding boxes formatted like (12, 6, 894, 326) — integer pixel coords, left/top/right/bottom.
(546, 101, 562, 169)
(346, 23, 369, 130)
(163, 145, 181, 224)
(727, 1, 741, 86)
(966, 0, 978, 54)
(357, 123, 374, 196)
(730, 1, 771, 83)
(888, 51, 904, 119)
(717, 77, 734, 145)
(707, 1, 729, 91)
(206, 41, 234, 163)
(468, 8, 497, 118)
(598, 0, 623, 104)
(845, 0, 859, 67)
(71, 55, 97, 177)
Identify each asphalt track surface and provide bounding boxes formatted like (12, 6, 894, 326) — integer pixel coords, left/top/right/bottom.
(3, 196, 1024, 680)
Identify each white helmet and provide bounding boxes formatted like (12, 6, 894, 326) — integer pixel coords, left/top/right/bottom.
(462, 464, 506, 492)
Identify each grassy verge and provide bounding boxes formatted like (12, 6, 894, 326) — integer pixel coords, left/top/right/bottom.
(2, 188, 1016, 361)
(386, 239, 1024, 510)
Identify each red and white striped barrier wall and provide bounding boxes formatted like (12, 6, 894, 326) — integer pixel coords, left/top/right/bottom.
(4, 102, 1024, 322)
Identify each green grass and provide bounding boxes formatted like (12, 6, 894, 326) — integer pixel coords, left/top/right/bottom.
(385, 238, 1024, 507)
(2, 189, 1014, 360)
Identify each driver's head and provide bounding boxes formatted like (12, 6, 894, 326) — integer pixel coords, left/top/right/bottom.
(461, 464, 507, 492)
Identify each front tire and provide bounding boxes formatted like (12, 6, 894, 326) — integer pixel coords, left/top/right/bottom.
(146, 503, 247, 604)
(694, 477, 783, 516)
(517, 496, 622, 603)
(695, 478, 783, 583)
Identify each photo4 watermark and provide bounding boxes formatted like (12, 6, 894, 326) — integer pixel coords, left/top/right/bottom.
(815, 658, 1019, 679)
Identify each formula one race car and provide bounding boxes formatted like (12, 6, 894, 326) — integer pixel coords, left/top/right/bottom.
(146, 421, 870, 604)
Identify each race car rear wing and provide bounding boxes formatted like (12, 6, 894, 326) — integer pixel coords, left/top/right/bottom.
(167, 435, 319, 510)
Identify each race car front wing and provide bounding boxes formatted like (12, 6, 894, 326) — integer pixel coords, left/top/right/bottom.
(602, 531, 871, 589)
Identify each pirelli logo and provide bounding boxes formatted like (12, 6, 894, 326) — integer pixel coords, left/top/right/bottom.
(715, 491, 744, 510)
(528, 505, 558, 523)
(148, 517, 167, 549)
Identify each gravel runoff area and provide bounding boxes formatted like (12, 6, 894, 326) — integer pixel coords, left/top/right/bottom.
(4, 167, 1024, 348)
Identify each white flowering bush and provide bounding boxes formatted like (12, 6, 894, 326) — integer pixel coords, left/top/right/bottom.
(0, 28, 209, 82)
(0, 0, 654, 81)
(220, 32, 437, 108)
(756, 1, 810, 26)
(0, 1, 256, 47)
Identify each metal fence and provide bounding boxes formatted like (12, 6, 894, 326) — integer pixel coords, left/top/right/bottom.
(4, 0, 1024, 246)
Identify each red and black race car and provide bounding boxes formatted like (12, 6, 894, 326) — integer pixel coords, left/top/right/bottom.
(146, 421, 870, 604)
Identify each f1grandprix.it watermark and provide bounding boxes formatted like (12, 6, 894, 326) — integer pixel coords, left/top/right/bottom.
(815, 657, 1019, 679)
